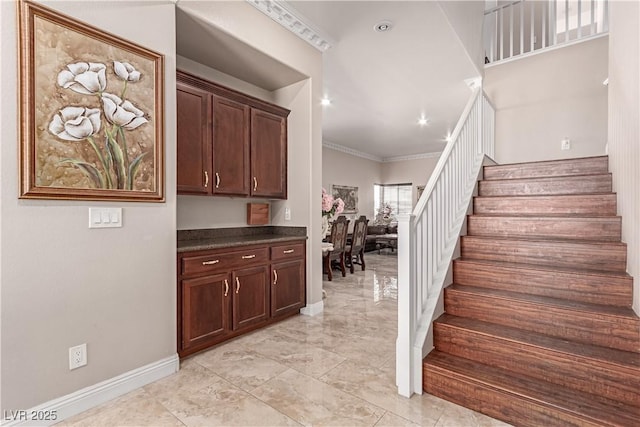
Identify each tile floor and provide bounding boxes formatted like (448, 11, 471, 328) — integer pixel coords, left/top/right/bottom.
(60, 252, 510, 427)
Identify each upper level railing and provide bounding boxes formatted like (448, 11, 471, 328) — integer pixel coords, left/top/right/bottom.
(484, 0, 609, 65)
(396, 88, 495, 397)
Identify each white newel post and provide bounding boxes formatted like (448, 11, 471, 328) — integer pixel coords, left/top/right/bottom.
(396, 213, 415, 397)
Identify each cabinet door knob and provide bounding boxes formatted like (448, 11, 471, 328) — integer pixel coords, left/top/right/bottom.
(241, 254, 256, 259)
(215, 172, 220, 189)
(253, 177, 258, 191)
(235, 277, 240, 294)
(204, 171, 209, 188)
(273, 269, 278, 285)
(224, 279, 229, 297)
(202, 259, 219, 265)
(283, 249, 294, 254)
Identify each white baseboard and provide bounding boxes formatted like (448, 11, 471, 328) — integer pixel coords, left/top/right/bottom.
(2, 354, 179, 427)
(300, 300, 324, 316)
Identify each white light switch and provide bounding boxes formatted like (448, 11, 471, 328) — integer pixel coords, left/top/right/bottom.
(89, 208, 122, 228)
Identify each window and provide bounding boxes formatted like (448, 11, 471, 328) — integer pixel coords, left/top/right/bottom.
(374, 183, 412, 220)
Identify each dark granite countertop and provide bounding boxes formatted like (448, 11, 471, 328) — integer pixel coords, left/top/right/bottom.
(177, 226, 307, 253)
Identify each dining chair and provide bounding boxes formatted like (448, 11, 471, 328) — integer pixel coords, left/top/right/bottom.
(323, 215, 349, 281)
(345, 215, 368, 273)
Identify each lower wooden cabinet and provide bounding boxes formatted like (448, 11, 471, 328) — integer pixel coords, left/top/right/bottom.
(232, 265, 270, 331)
(178, 240, 305, 357)
(180, 273, 230, 351)
(271, 259, 305, 319)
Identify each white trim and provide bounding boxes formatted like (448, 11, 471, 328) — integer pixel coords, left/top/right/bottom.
(322, 141, 442, 164)
(485, 32, 609, 68)
(2, 355, 179, 427)
(300, 300, 324, 316)
(246, 0, 334, 52)
(322, 141, 383, 162)
(382, 152, 442, 163)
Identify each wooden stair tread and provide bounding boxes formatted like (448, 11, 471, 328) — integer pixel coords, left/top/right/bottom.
(424, 351, 640, 425)
(483, 155, 607, 168)
(481, 173, 611, 184)
(448, 284, 640, 320)
(436, 314, 640, 369)
(476, 192, 615, 197)
(469, 214, 621, 219)
(456, 257, 632, 279)
(462, 234, 626, 246)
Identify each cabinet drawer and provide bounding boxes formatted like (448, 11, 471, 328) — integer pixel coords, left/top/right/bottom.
(181, 248, 269, 276)
(271, 243, 304, 261)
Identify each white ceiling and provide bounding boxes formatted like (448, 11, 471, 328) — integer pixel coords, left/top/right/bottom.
(287, 1, 480, 159)
(176, 1, 482, 160)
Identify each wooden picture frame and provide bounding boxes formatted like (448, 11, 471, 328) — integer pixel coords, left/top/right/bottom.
(18, 0, 165, 201)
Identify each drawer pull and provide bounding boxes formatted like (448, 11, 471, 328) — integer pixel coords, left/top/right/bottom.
(202, 259, 220, 265)
(235, 277, 240, 294)
(204, 171, 209, 188)
(273, 269, 278, 285)
(283, 249, 295, 254)
(215, 172, 220, 189)
(224, 279, 229, 297)
(241, 255, 256, 260)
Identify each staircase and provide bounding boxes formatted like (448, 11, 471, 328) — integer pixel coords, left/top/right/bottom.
(422, 156, 640, 427)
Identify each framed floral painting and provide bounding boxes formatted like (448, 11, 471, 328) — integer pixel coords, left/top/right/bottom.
(18, 0, 165, 201)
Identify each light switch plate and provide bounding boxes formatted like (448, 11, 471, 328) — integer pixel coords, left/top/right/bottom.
(89, 208, 122, 228)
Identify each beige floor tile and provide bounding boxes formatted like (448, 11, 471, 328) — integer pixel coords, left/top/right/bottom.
(57, 389, 184, 427)
(434, 399, 513, 427)
(374, 411, 422, 427)
(251, 336, 346, 378)
(160, 375, 300, 426)
(251, 368, 385, 426)
(143, 358, 220, 403)
(320, 359, 445, 426)
(192, 342, 289, 392)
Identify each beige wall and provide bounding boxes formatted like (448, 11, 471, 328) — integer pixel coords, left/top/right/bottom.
(438, 0, 486, 75)
(1, 0, 177, 411)
(484, 37, 608, 164)
(322, 147, 382, 222)
(608, 1, 640, 314)
(321, 147, 441, 220)
(381, 156, 441, 207)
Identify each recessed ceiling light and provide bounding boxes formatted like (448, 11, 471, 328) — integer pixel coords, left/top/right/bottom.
(374, 20, 393, 32)
(418, 117, 428, 126)
(321, 97, 331, 106)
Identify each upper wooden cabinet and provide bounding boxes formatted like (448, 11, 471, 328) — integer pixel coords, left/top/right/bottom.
(176, 82, 211, 195)
(213, 96, 250, 196)
(176, 70, 289, 199)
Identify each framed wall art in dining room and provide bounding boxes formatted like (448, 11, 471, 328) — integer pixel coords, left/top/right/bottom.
(17, 0, 165, 202)
(332, 184, 358, 214)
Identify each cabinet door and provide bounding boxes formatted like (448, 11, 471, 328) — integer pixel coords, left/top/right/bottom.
(232, 265, 269, 331)
(213, 96, 250, 196)
(271, 259, 305, 319)
(177, 82, 212, 194)
(180, 273, 231, 352)
(250, 109, 287, 199)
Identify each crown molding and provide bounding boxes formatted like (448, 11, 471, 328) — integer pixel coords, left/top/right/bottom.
(322, 141, 383, 162)
(246, 0, 334, 52)
(382, 152, 442, 163)
(322, 141, 442, 163)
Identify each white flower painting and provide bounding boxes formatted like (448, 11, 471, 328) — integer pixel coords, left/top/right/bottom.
(19, 0, 164, 201)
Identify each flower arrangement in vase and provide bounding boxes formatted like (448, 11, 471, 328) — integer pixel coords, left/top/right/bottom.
(322, 188, 344, 237)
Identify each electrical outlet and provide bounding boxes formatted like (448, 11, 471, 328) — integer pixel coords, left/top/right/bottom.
(69, 344, 87, 370)
(561, 138, 571, 150)
(284, 207, 291, 221)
